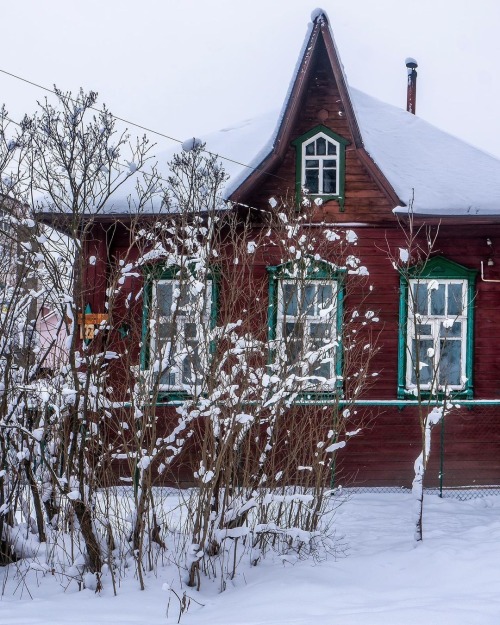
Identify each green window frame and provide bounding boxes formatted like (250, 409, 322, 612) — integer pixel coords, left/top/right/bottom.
(141, 264, 218, 403)
(397, 256, 476, 400)
(292, 125, 349, 210)
(267, 258, 344, 402)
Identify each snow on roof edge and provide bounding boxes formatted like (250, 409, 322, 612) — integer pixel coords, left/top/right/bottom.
(223, 16, 319, 199)
(225, 10, 362, 201)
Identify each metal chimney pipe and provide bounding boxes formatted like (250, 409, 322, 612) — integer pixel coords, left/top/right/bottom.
(405, 57, 418, 114)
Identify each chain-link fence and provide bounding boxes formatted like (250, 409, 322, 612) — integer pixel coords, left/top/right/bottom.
(336, 403, 500, 500)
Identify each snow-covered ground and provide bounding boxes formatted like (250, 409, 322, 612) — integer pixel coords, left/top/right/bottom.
(2, 492, 500, 625)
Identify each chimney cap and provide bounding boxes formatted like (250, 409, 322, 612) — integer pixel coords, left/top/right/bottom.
(405, 57, 418, 69)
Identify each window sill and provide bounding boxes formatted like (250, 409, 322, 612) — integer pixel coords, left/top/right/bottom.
(302, 194, 345, 211)
(397, 387, 473, 401)
(144, 390, 344, 407)
(290, 391, 343, 405)
(148, 390, 192, 405)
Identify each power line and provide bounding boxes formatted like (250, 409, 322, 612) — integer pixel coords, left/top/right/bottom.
(0, 67, 290, 185)
(0, 112, 275, 218)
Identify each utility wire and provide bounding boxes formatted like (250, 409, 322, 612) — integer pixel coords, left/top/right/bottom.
(0, 67, 289, 184)
(0, 111, 276, 217)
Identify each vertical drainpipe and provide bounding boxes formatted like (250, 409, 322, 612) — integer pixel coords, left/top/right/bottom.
(406, 58, 418, 114)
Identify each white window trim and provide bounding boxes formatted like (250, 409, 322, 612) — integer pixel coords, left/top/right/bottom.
(276, 278, 338, 390)
(406, 278, 468, 393)
(150, 278, 212, 392)
(302, 132, 340, 196)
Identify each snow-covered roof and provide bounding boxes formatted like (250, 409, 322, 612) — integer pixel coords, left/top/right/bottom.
(46, 10, 500, 218)
(112, 89, 500, 217)
(89, 111, 279, 216)
(223, 9, 500, 217)
(351, 89, 500, 216)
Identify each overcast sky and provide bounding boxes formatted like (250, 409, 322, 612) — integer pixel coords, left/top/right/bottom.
(2, 0, 499, 160)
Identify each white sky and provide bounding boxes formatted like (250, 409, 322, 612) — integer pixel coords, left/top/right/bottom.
(2, 0, 499, 159)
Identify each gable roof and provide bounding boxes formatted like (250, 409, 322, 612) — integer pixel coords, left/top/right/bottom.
(225, 10, 500, 217)
(37, 10, 500, 220)
(227, 10, 380, 205)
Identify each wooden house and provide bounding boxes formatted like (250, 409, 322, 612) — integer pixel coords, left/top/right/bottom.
(56, 11, 500, 491)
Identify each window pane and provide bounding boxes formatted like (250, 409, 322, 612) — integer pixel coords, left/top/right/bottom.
(440, 321, 462, 338)
(411, 338, 433, 385)
(323, 169, 337, 194)
(158, 321, 174, 339)
(285, 333, 303, 364)
(310, 323, 333, 378)
(316, 137, 326, 155)
(324, 160, 336, 168)
(283, 284, 298, 316)
(157, 283, 173, 315)
(304, 285, 316, 314)
(159, 370, 176, 386)
(284, 321, 302, 339)
(448, 283, 463, 316)
(415, 323, 432, 336)
(309, 322, 331, 340)
(312, 361, 331, 379)
(305, 142, 315, 155)
(439, 340, 461, 386)
(305, 159, 319, 167)
(327, 142, 336, 155)
(182, 356, 192, 384)
(305, 169, 319, 194)
(182, 346, 200, 385)
(178, 283, 191, 310)
(318, 284, 333, 310)
(430, 284, 445, 316)
(413, 283, 427, 315)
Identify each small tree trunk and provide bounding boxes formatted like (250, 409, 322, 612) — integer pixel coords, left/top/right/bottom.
(412, 406, 444, 542)
(71, 499, 102, 573)
(188, 560, 200, 590)
(23, 461, 46, 543)
(412, 451, 425, 542)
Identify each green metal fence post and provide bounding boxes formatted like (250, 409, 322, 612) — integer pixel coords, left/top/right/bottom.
(439, 410, 445, 497)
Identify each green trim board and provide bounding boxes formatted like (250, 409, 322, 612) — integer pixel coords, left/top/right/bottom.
(338, 399, 500, 407)
(293, 398, 500, 408)
(113, 398, 500, 408)
(266, 257, 345, 398)
(292, 125, 349, 211)
(397, 256, 477, 400)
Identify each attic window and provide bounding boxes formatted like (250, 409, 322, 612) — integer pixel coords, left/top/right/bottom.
(303, 134, 338, 195)
(292, 125, 349, 209)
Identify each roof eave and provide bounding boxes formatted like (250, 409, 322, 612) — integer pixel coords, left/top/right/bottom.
(394, 211, 500, 225)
